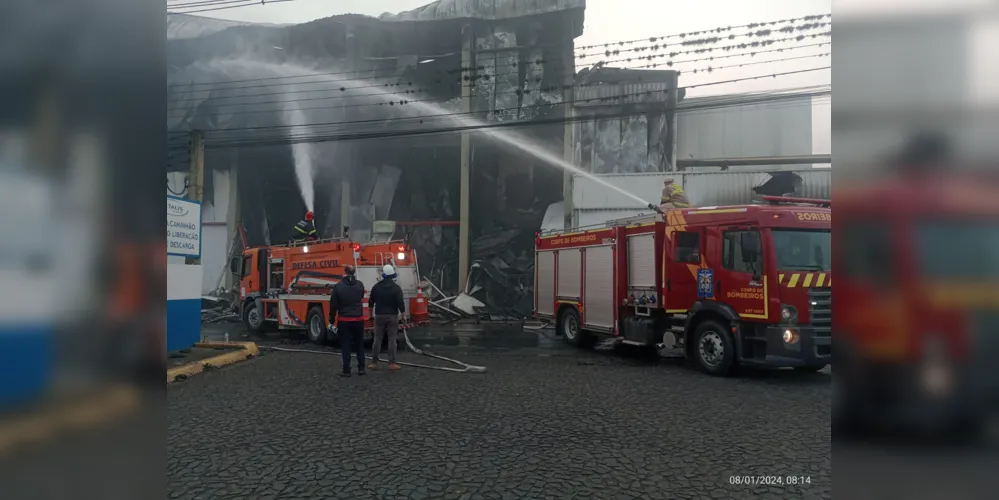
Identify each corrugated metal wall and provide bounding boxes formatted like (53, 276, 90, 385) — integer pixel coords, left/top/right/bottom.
(677, 97, 813, 171)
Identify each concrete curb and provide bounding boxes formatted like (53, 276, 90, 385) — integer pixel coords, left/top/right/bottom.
(167, 341, 259, 383)
(0, 384, 141, 456)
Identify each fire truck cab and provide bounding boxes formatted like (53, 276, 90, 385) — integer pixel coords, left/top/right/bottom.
(836, 174, 999, 432)
(231, 236, 428, 344)
(534, 196, 832, 375)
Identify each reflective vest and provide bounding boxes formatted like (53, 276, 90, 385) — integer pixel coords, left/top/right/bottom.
(293, 219, 317, 240)
(661, 184, 690, 208)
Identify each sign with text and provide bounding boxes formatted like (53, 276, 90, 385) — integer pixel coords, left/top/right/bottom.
(167, 196, 202, 258)
(537, 228, 616, 250)
(793, 211, 831, 222)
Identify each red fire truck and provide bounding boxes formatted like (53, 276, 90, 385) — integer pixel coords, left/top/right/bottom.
(534, 196, 831, 375)
(230, 236, 429, 344)
(836, 173, 999, 433)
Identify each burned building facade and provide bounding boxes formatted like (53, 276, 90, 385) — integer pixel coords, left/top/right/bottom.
(167, 1, 587, 301)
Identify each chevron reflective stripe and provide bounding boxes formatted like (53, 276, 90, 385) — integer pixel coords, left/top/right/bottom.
(778, 272, 831, 288)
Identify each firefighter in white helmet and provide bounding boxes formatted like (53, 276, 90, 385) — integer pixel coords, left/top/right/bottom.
(367, 264, 405, 370)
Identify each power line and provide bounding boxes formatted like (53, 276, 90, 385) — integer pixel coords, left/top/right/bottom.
(204, 89, 831, 147)
(175, 84, 829, 137)
(168, 30, 829, 98)
(166, 51, 829, 112)
(167, 17, 830, 90)
(186, 68, 830, 145)
(203, 88, 830, 150)
(168, 37, 828, 101)
(574, 20, 830, 59)
(575, 14, 830, 50)
(166, 43, 828, 110)
(168, 0, 295, 15)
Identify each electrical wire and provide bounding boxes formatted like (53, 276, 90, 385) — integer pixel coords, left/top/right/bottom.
(167, 56, 830, 117)
(167, 32, 829, 101)
(574, 14, 830, 50)
(167, 16, 830, 90)
(166, 39, 829, 106)
(166, 47, 829, 116)
(168, 0, 296, 15)
(171, 80, 830, 137)
(196, 69, 830, 149)
(202, 90, 831, 150)
(172, 84, 828, 139)
(574, 21, 830, 59)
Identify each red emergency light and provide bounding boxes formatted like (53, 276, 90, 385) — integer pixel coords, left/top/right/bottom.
(351, 243, 361, 251)
(397, 245, 405, 252)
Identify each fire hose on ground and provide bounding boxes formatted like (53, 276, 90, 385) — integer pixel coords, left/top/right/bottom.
(258, 328, 488, 374)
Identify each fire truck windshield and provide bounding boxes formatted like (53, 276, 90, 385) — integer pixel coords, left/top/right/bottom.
(772, 229, 831, 272)
(915, 221, 999, 280)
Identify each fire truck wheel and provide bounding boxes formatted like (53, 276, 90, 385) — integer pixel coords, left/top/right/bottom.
(693, 320, 736, 376)
(306, 307, 328, 345)
(242, 301, 265, 333)
(560, 307, 589, 347)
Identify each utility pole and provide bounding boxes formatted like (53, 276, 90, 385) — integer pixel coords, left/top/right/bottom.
(340, 24, 357, 234)
(562, 16, 576, 230)
(666, 71, 679, 172)
(225, 149, 240, 288)
(187, 129, 205, 265)
(457, 22, 473, 290)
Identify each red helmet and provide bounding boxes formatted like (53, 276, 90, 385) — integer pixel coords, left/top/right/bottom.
(305, 211, 315, 221)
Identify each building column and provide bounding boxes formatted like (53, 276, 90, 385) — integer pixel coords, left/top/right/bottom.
(187, 130, 205, 265)
(225, 151, 240, 288)
(562, 15, 576, 230)
(666, 71, 679, 172)
(341, 24, 357, 235)
(458, 22, 473, 289)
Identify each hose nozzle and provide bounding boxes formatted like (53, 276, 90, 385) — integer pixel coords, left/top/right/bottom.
(648, 203, 665, 215)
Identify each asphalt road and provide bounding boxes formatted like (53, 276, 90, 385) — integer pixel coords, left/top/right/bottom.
(168, 326, 831, 499)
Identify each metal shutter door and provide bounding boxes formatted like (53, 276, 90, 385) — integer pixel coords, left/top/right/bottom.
(557, 248, 582, 299)
(536, 251, 555, 315)
(627, 233, 655, 288)
(584, 245, 615, 328)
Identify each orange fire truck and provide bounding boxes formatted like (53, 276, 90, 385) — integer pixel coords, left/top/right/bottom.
(230, 236, 429, 344)
(534, 196, 832, 375)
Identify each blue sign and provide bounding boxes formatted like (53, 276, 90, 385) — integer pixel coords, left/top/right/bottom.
(697, 269, 714, 299)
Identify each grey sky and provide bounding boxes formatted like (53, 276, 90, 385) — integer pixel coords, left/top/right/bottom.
(176, 0, 832, 152)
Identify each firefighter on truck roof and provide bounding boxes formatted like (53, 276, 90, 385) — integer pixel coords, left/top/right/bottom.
(659, 178, 690, 210)
(293, 211, 318, 242)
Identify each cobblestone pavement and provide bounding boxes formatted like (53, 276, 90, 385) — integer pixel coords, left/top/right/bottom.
(168, 329, 831, 499)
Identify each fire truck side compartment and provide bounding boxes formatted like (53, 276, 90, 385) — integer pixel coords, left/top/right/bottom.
(557, 248, 582, 300)
(627, 233, 656, 290)
(535, 251, 555, 317)
(582, 245, 615, 330)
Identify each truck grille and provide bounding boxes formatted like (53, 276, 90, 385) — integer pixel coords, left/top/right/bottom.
(808, 288, 832, 356)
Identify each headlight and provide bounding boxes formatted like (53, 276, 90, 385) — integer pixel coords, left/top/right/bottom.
(920, 336, 953, 397)
(396, 252, 406, 260)
(780, 305, 797, 323)
(782, 329, 800, 344)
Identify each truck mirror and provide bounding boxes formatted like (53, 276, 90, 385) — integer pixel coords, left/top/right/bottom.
(230, 257, 239, 275)
(740, 232, 761, 263)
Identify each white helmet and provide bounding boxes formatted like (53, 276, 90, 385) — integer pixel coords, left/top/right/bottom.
(382, 264, 396, 276)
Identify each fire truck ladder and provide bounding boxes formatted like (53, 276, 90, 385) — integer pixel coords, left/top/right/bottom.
(760, 195, 831, 207)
